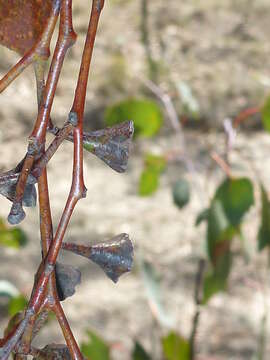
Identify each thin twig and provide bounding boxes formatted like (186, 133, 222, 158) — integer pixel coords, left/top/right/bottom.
(211, 151, 231, 178)
(0, 1, 60, 93)
(189, 259, 206, 360)
(140, 77, 206, 205)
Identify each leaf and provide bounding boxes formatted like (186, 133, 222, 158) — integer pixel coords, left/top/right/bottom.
(162, 332, 190, 360)
(258, 184, 270, 251)
(172, 179, 190, 209)
(144, 154, 167, 173)
(140, 259, 175, 328)
(207, 200, 235, 262)
(81, 330, 110, 360)
(0, 0, 55, 55)
(195, 208, 209, 226)
(132, 342, 152, 360)
(0, 227, 27, 248)
(33, 344, 72, 360)
(105, 98, 163, 137)
(83, 121, 134, 173)
(138, 154, 167, 197)
(202, 178, 250, 301)
(8, 294, 27, 316)
(62, 234, 134, 283)
(55, 262, 81, 301)
(214, 177, 254, 227)
(139, 169, 159, 196)
(203, 248, 232, 304)
(262, 95, 270, 133)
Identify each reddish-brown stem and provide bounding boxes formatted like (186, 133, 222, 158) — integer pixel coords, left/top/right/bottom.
(1, 1, 106, 359)
(71, 0, 105, 120)
(233, 106, 260, 128)
(0, 1, 60, 93)
(0, 54, 33, 93)
(8, 153, 35, 224)
(211, 151, 231, 178)
(30, 0, 77, 145)
(26, 0, 105, 328)
(38, 169, 83, 360)
(7, 0, 76, 225)
(1, 310, 33, 360)
(52, 302, 83, 359)
(32, 119, 75, 180)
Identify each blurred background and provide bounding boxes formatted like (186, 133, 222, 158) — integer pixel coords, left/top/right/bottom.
(1, 0, 270, 359)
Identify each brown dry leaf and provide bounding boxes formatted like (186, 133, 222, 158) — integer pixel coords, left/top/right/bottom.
(0, 0, 54, 55)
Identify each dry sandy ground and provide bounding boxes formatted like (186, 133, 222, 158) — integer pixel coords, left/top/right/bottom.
(1, 1, 270, 359)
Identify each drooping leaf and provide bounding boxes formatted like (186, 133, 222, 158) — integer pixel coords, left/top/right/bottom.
(140, 259, 175, 328)
(139, 169, 159, 196)
(195, 208, 209, 226)
(172, 179, 190, 209)
(83, 121, 134, 173)
(262, 95, 270, 133)
(0, 0, 55, 55)
(162, 332, 190, 360)
(132, 342, 152, 360)
(207, 200, 235, 262)
(214, 177, 254, 227)
(203, 248, 232, 304)
(81, 330, 110, 360)
(202, 178, 251, 301)
(105, 98, 163, 137)
(8, 294, 27, 316)
(33, 344, 72, 360)
(55, 262, 81, 301)
(258, 184, 270, 251)
(62, 234, 134, 283)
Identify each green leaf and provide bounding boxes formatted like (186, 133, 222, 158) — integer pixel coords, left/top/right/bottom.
(140, 259, 174, 328)
(81, 330, 110, 360)
(203, 249, 232, 304)
(139, 169, 160, 196)
(258, 184, 270, 251)
(162, 332, 190, 360)
(262, 95, 270, 132)
(207, 200, 235, 262)
(0, 227, 27, 248)
(105, 98, 163, 137)
(195, 208, 209, 226)
(138, 154, 167, 197)
(172, 179, 190, 209)
(8, 295, 28, 316)
(203, 179, 250, 302)
(145, 154, 167, 173)
(214, 178, 254, 227)
(132, 342, 152, 360)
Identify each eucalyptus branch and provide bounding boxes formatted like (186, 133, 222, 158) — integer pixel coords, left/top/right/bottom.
(0, 1, 134, 359)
